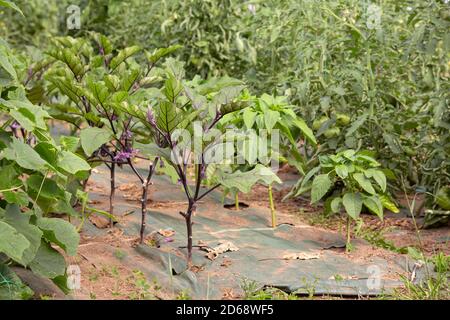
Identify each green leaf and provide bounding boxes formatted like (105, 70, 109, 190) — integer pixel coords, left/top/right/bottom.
(243, 108, 256, 129)
(0, 264, 34, 300)
(3, 189, 29, 206)
(3, 205, 42, 265)
(146, 45, 182, 64)
(59, 136, 80, 152)
(380, 194, 399, 213)
(366, 169, 386, 192)
(335, 164, 348, 179)
(435, 187, 450, 210)
(88, 81, 109, 105)
(311, 174, 332, 204)
(293, 118, 317, 145)
(61, 48, 84, 77)
(109, 45, 141, 72)
(27, 174, 65, 199)
(382, 133, 402, 154)
(29, 241, 66, 279)
(37, 217, 79, 256)
(163, 75, 183, 102)
(363, 195, 383, 220)
(346, 113, 368, 137)
(121, 69, 140, 92)
(353, 172, 376, 195)
(57, 151, 90, 175)
(0, 43, 17, 81)
(2, 138, 47, 170)
(80, 127, 111, 156)
(97, 34, 112, 55)
(342, 192, 362, 220)
(216, 164, 281, 194)
(330, 197, 342, 213)
(293, 165, 321, 197)
(264, 110, 280, 133)
(155, 100, 181, 134)
(0, 1, 23, 15)
(212, 85, 245, 107)
(0, 220, 30, 262)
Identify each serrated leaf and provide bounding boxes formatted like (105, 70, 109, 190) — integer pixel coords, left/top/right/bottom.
(346, 113, 368, 137)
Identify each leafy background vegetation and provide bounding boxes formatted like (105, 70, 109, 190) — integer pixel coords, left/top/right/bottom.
(0, 0, 449, 299)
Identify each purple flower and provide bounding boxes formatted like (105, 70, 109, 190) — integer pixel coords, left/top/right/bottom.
(114, 148, 138, 162)
(121, 129, 132, 140)
(10, 121, 20, 130)
(200, 165, 206, 179)
(164, 237, 174, 243)
(146, 107, 157, 127)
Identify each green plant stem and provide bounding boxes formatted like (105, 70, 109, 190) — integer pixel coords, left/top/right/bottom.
(346, 216, 352, 252)
(235, 193, 240, 211)
(109, 161, 115, 228)
(269, 184, 276, 228)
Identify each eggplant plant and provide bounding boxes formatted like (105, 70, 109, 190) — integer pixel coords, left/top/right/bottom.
(0, 11, 84, 297)
(288, 149, 399, 251)
(127, 64, 281, 265)
(40, 34, 180, 229)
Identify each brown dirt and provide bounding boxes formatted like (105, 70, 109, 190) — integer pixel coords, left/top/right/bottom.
(70, 166, 448, 300)
(240, 172, 450, 257)
(71, 231, 175, 300)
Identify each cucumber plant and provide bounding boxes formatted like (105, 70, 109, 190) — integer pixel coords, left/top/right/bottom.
(288, 149, 399, 251)
(0, 5, 84, 297)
